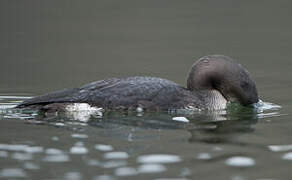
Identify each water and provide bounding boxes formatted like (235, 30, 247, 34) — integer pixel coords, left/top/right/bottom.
(1, 1, 292, 180)
(0, 97, 285, 180)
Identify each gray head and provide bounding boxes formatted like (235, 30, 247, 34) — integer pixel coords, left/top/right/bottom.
(187, 55, 258, 107)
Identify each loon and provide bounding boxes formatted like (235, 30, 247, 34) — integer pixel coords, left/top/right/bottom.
(16, 55, 259, 112)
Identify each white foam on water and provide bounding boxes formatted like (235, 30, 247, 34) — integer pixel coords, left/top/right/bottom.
(0, 96, 32, 117)
(11, 152, 33, 161)
(136, 107, 143, 113)
(137, 164, 166, 173)
(114, 167, 137, 176)
(282, 152, 292, 160)
(268, 144, 292, 152)
(0, 144, 28, 151)
(0, 168, 27, 178)
(172, 116, 189, 123)
(104, 152, 129, 159)
(0, 144, 43, 153)
(95, 144, 114, 152)
(54, 123, 65, 127)
(137, 154, 181, 164)
(0, 104, 18, 110)
(51, 136, 59, 141)
(70, 146, 88, 155)
(254, 100, 281, 112)
(71, 133, 88, 139)
(45, 148, 64, 155)
(225, 156, 255, 167)
(250, 100, 284, 119)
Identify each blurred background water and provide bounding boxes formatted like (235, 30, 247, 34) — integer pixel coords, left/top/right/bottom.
(0, 0, 292, 179)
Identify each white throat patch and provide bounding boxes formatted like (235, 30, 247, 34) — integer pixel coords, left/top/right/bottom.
(205, 90, 227, 110)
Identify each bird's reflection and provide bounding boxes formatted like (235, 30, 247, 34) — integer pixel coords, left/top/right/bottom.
(27, 103, 259, 145)
(187, 105, 258, 144)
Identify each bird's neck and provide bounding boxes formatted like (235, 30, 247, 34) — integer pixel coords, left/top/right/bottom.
(200, 90, 227, 110)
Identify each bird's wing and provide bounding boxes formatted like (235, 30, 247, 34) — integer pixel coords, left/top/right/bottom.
(16, 78, 121, 108)
(16, 77, 180, 108)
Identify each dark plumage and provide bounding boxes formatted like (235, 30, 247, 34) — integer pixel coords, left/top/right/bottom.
(16, 55, 259, 111)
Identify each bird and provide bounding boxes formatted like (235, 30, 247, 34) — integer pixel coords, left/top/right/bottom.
(16, 55, 259, 112)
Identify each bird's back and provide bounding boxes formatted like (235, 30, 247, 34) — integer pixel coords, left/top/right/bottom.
(17, 76, 201, 111)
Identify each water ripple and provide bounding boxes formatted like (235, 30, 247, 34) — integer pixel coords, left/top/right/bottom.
(114, 167, 137, 176)
(225, 156, 255, 167)
(137, 154, 181, 164)
(42, 154, 70, 162)
(104, 152, 129, 159)
(137, 164, 166, 173)
(0, 144, 43, 153)
(95, 144, 114, 152)
(0, 168, 27, 178)
(282, 152, 292, 160)
(268, 144, 292, 152)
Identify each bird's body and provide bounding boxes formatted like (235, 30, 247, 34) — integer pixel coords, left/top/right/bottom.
(16, 55, 259, 112)
(17, 76, 208, 111)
